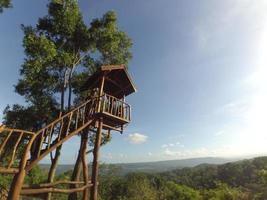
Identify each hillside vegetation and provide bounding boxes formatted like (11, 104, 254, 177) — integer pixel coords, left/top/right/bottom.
(1, 156, 267, 199)
(96, 156, 267, 200)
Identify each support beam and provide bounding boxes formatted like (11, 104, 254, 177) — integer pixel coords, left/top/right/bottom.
(90, 118, 103, 200)
(20, 184, 92, 195)
(22, 181, 88, 189)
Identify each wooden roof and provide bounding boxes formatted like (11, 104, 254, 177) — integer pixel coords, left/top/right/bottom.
(81, 65, 137, 98)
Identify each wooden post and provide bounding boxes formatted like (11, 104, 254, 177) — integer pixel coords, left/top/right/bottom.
(90, 74, 105, 200)
(97, 76, 105, 113)
(90, 118, 103, 200)
(8, 135, 36, 200)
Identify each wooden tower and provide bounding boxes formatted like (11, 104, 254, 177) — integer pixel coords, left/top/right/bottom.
(0, 64, 136, 200)
(81, 64, 136, 200)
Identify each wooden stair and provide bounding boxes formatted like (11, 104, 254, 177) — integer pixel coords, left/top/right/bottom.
(0, 98, 97, 173)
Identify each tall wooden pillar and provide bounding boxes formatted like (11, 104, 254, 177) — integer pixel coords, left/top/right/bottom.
(90, 74, 105, 200)
(90, 118, 103, 200)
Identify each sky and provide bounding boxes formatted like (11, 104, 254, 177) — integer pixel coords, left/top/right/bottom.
(1, 0, 267, 164)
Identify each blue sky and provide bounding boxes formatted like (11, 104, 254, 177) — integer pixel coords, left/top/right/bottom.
(1, 0, 267, 164)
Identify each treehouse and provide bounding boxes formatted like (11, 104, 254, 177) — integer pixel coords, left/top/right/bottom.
(0, 64, 136, 200)
(81, 64, 137, 133)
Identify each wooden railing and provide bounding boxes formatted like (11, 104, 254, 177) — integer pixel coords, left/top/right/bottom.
(98, 93, 131, 122)
(25, 98, 96, 171)
(0, 98, 96, 173)
(0, 94, 130, 174)
(21, 181, 93, 195)
(0, 128, 34, 173)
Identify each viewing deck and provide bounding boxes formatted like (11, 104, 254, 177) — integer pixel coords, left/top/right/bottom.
(94, 93, 131, 130)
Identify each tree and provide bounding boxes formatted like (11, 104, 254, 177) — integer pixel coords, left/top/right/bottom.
(164, 181, 202, 200)
(124, 173, 158, 200)
(0, 0, 11, 13)
(3, 0, 132, 199)
(202, 182, 248, 200)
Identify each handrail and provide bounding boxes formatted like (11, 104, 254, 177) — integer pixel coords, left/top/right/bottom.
(0, 93, 131, 173)
(99, 93, 131, 122)
(0, 98, 96, 172)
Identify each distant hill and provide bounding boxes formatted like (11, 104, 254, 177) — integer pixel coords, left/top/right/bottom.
(159, 156, 267, 194)
(40, 157, 238, 175)
(113, 157, 237, 174)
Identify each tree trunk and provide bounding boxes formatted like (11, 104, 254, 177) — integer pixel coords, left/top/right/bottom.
(68, 65, 75, 110)
(45, 145, 62, 200)
(45, 68, 68, 200)
(81, 132, 89, 200)
(60, 69, 68, 116)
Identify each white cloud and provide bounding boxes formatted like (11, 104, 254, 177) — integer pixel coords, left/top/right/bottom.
(119, 153, 127, 158)
(162, 142, 183, 149)
(128, 133, 148, 144)
(163, 147, 212, 158)
(162, 143, 267, 159)
(148, 152, 152, 156)
(161, 144, 168, 148)
(103, 153, 113, 160)
(215, 130, 224, 137)
(164, 148, 182, 157)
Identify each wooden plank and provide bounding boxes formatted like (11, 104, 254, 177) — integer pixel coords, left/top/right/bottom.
(20, 184, 93, 195)
(22, 180, 89, 188)
(0, 167, 19, 174)
(100, 64, 125, 71)
(3, 128, 34, 135)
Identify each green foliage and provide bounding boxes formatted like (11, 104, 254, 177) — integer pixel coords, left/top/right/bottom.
(202, 182, 248, 200)
(3, 104, 38, 130)
(25, 165, 47, 185)
(164, 181, 202, 200)
(99, 171, 201, 200)
(89, 11, 132, 66)
(0, 174, 12, 191)
(2, 157, 266, 199)
(0, 0, 11, 13)
(124, 173, 158, 200)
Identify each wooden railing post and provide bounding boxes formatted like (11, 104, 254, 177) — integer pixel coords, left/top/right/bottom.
(8, 134, 36, 200)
